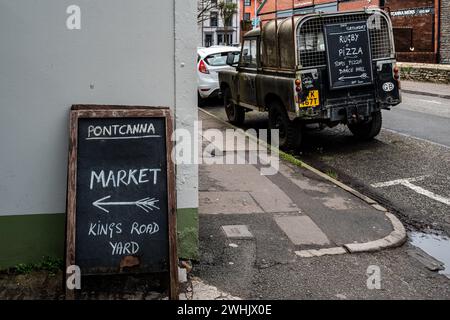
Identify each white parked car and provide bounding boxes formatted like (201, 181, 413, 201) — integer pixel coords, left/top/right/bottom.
(197, 46, 240, 102)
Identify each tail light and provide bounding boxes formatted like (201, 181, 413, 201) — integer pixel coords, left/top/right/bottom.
(393, 65, 400, 80)
(295, 79, 302, 93)
(198, 60, 209, 74)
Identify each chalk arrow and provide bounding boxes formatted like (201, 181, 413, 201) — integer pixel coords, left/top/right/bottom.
(92, 195, 160, 213)
(338, 73, 369, 81)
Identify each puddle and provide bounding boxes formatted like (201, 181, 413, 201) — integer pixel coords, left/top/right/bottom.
(409, 232, 450, 279)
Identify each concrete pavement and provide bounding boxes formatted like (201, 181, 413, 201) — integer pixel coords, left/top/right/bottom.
(201, 85, 450, 238)
(198, 109, 405, 255)
(194, 109, 450, 299)
(401, 81, 450, 99)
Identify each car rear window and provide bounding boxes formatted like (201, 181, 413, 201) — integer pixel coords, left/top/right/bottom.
(204, 52, 239, 66)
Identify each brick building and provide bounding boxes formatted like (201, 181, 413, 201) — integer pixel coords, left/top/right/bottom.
(240, 0, 257, 38)
(239, 0, 448, 64)
(384, 0, 440, 63)
(240, 0, 380, 28)
(441, 0, 450, 63)
(239, 1, 381, 41)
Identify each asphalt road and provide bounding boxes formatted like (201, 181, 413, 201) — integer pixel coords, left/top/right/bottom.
(201, 91, 450, 236)
(197, 214, 450, 299)
(383, 93, 450, 148)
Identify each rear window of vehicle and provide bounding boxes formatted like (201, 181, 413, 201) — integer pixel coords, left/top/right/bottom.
(204, 52, 239, 66)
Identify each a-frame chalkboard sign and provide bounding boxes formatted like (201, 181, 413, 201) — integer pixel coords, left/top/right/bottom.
(65, 105, 178, 300)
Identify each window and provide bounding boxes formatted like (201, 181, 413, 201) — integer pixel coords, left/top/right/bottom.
(205, 34, 213, 47)
(299, 32, 325, 52)
(244, 0, 251, 6)
(210, 12, 218, 27)
(217, 33, 233, 45)
(314, 3, 337, 13)
(240, 39, 257, 68)
(244, 13, 251, 21)
(204, 51, 239, 66)
(226, 33, 233, 45)
(225, 16, 233, 27)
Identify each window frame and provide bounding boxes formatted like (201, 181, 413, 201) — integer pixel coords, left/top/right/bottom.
(238, 37, 259, 69)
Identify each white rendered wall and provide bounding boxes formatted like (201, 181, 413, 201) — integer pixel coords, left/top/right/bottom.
(0, 0, 198, 215)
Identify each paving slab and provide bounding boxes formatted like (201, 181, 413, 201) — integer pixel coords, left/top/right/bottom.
(221, 225, 254, 239)
(199, 108, 404, 247)
(266, 164, 393, 245)
(200, 164, 272, 192)
(278, 161, 332, 194)
(199, 191, 263, 215)
(274, 215, 330, 246)
(250, 190, 299, 213)
(202, 129, 259, 152)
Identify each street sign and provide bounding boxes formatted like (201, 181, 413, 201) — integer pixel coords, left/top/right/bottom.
(252, 17, 260, 28)
(65, 105, 177, 299)
(324, 21, 373, 90)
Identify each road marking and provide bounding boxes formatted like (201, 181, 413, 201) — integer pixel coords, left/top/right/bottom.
(371, 176, 450, 206)
(382, 128, 450, 149)
(418, 99, 442, 105)
(371, 176, 428, 188)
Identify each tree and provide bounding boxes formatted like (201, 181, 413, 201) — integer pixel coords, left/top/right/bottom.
(217, 1, 237, 45)
(197, 0, 216, 24)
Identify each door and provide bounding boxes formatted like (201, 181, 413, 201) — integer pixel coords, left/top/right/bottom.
(238, 38, 258, 107)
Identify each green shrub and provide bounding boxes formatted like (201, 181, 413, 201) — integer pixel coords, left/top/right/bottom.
(13, 256, 63, 275)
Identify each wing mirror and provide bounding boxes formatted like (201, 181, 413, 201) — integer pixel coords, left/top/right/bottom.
(226, 52, 239, 67)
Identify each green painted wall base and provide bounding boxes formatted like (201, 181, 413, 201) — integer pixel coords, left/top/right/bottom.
(177, 208, 199, 260)
(0, 214, 65, 269)
(0, 208, 199, 270)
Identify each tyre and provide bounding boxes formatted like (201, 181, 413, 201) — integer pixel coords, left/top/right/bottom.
(348, 111, 382, 140)
(223, 87, 245, 125)
(197, 92, 205, 107)
(268, 100, 302, 151)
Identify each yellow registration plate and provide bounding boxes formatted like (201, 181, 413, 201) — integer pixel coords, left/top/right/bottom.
(300, 90, 320, 108)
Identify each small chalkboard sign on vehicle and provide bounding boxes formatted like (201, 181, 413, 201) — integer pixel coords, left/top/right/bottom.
(324, 21, 374, 90)
(65, 105, 178, 299)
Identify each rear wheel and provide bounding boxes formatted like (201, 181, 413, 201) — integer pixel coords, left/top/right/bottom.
(268, 100, 302, 151)
(348, 111, 382, 140)
(223, 87, 245, 125)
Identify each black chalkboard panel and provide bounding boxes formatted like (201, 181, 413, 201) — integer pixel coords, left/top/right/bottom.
(66, 106, 178, 299)
(324, 21, 373, 89)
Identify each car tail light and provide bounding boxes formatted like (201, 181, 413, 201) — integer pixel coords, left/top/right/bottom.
(198, 60, 209, 74)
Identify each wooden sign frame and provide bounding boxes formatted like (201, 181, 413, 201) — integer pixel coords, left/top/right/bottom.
(65, 105, 178, 300)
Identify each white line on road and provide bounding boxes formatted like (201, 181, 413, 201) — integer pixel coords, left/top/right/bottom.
(401, 181, 450, 206)
(418, 99, 442, 105)
(382, 128, 450, 149)
(371, 177, 450, 206)
(371, 176, 429, 188)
